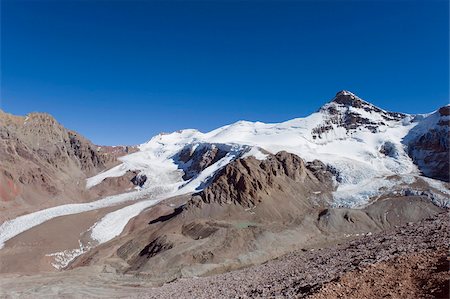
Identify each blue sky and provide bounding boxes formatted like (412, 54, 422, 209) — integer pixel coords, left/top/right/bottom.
(1, 0, 448, 145)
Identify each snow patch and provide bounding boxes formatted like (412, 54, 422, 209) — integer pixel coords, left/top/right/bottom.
(45, 240, 91, 270)
(0, 189, 158, 249)
(241, 147, 268, 161)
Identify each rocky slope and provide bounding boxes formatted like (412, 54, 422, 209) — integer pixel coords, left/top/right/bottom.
(174, 143, 231, 180)
(404, 105, 449, 182)
(191, 151, 333, 208)
(1, 211, 446, 298)
(136, 212, 450, 299)
(313, 90, 406, 138)
(70, 152, 337, 279)
(0, 110, 136, 218)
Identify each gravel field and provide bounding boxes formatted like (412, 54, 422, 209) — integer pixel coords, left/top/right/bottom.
(1, 212, 447, 299)
(140, 212, 449, 299)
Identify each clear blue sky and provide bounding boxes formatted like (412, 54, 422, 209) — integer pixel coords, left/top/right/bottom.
(1, 0, 448, 145)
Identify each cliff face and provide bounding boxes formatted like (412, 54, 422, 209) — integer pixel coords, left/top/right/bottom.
(174, 143, 231, 180)
(0, 110, 135, 215)
(405, 106, 449, 182)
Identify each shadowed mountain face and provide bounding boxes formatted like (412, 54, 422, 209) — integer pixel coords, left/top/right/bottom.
(173, 143, 232, 180)
(0, 110, 136, 216)
(404, 106, 450, 182)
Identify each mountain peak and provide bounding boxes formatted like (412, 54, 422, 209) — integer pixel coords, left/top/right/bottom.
(311, 91, 408, 138)
(323, 90, 406, 120)
(319, 90, 377, 114)
(331, 90, 371, 108)
(335, 90, 358, 97)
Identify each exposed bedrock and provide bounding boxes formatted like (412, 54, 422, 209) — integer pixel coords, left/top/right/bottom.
(172, 143, 232, 180)
(405, 105, 449, 182)
(0, 109, 137, 216)
(190, 151, 334, 208)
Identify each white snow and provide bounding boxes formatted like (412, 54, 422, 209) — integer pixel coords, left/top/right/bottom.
(332, 176, 397, 208)
(241, 147, 268, 161)
(89, 199, 162, 244)
(0, 188, 164, 249)
(45, 240, 91, 270)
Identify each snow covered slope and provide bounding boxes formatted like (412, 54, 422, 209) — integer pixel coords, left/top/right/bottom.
(84, 91, 448, 222)
(87, 90, 434, 202)
(87, 91, 448, 206)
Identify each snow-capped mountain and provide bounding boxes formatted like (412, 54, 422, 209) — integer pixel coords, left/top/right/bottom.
(87, 90, 448, 204)
(0, 91, 448, 267)
(50, 90, 440, 246)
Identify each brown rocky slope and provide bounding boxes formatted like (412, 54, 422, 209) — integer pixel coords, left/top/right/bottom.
(138, 212, 449, 299)
(0, 110, 136, 219)
(1, 210, 446, 298)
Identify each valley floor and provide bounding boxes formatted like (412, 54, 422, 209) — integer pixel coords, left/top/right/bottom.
(0, 212, 448, 299)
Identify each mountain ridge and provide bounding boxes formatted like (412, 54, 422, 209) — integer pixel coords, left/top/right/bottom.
(0, 91, 448, 281)
(0, 108, 138, 220)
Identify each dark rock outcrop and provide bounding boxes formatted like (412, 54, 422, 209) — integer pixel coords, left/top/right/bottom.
(131, 173, 147, 187)
(174, 143, 231, 180)
(88, 170, 146, 197)
(379, 141, 399, 158)
(120, 235, 174, 272)
(404, 106, 449, 182)
(191, 151, 334, 208)
(138, 236, 173, 259)
(306, 160, 335, 188)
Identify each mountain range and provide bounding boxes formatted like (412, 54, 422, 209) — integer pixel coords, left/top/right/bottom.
(0, 91, 448, 298)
